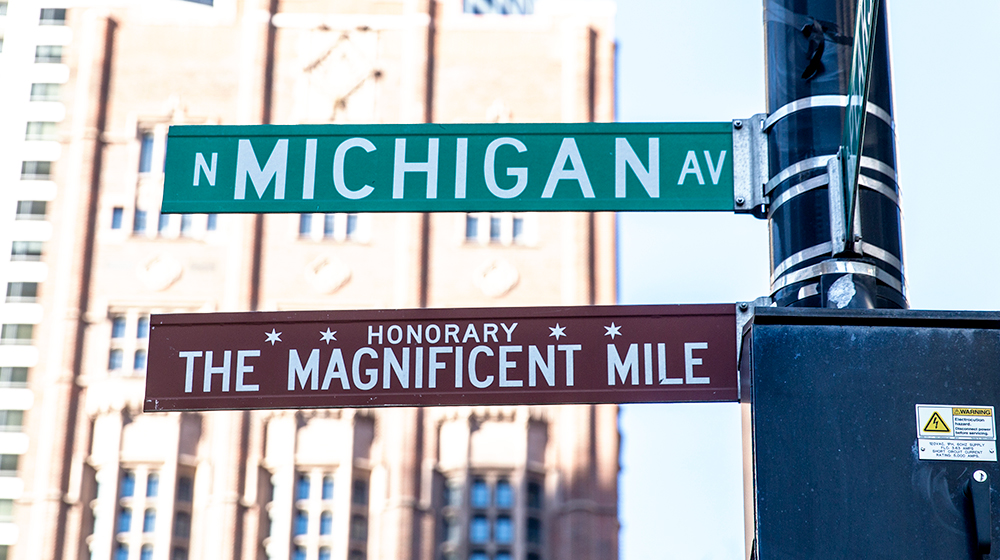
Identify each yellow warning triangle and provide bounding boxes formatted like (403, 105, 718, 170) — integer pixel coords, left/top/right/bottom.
(924, 412, 951, 433)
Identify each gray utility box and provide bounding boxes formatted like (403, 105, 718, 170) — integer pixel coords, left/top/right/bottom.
(742, 309, 999, 559)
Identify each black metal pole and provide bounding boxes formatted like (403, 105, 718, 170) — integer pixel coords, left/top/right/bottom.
(763, 0, 906, 308)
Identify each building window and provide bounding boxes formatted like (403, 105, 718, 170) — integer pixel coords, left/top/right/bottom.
(465, 213, 531, 245)
(15, 201, 47, 220)
(111, 316, 126, 338)
(291, 547, 306, 560)
(0, 411, 22, 432)
(469, 515, 489, 543)
(0, 324, 33, 345)
(322, 475, 334, 500)
(318, 547, 331, 560)
(171, 547, 188, 560)
(527, 517, 542, 544)
(496, 478, 513, 508)
(34, 45, 63, 63)
(465, 215, 479, 240)
(117, 507, 132, 533)
(464, 0, 534, 15)
(470, 551, 488, 560)
(6, 283, 38, 303)
(180, 214, 193, 236)
(25, 121, 58, 141)
(20, 161, 52, 179)
(495, 515, 513, 544)
(349, 514, 367, 541)
(176, 476, 193, 502)
(346, 213, 359, 238)
(441, 516, 459, 543)
(158, 213, 170, 235)
(352, 479, 368, 506)
(0, 3, 7, 16)
(293, 509, 308, 536)
(348, 550, 365, 560)
(206, 214, 218, 231)
(108, 349, 123, 370)
(298, 214, 312, 237)
(133, 350, 147, 371)
(295, 473, 310, 501)
(443, 481, 461, 507)
(174, 511, 191, 538)
(320, 511, 333, 535)
(140, 545, 154, 560)
(496, 552, 512, 560)
(137, 316, 150, 339)
(323, 213, 336, 238)
(0, 499, 12, 522)
(138, 132, 155, 173)
(471, 478, 489, 508)
(133, 209, 148, 233)
(39, 8, 67, 25)
(0, 368, 28, 387)
(121, 470, 136, 497)
(111, 207, 124, 229)
(146, 472, 159, 497)
(11, 241, 43, 261)
(143, 509, 155, 532)
(114, 544, 129, 560)
(0, 454, 18, 476)
(30, 83, 61, 101)
(527, 481, 543, 509)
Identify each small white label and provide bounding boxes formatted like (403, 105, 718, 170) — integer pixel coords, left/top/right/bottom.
(916, 404, 997, 462)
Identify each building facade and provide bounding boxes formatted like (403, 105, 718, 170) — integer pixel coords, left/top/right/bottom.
(0, 1, 619, 560)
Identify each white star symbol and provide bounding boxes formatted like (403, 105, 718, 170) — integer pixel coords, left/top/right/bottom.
(549, 323, 567, 340)
(604, 323, 622, 339)
(264, 329, 282, 345)
(320, 328, 337, 344)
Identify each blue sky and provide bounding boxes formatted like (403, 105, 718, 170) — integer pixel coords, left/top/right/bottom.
(614, 1, 1000, 558)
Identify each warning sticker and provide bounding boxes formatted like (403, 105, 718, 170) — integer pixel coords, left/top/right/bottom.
(916, 404, 996, 462)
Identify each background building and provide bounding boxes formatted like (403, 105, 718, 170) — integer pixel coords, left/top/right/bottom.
(0, 1, 619, 560)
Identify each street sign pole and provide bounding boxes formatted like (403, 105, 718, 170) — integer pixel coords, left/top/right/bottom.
(763, 0, 905, 309)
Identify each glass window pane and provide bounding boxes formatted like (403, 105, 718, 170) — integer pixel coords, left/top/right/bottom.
(0, 454, 19, 475)
(140, 545, 154, 560)
(0, 367, 28, 386)
(174, 512, 191, 538)
(323, 214, 336, 238)
(465, 215, 479, 240)
(293, 509, 308, 536)
(114, 544, 129, 560)
(171, 547, 188, 560)
(496, 479, 513, 508)
(470, 551, 488, 560)
(133, 350, 147, 371)
(527, 517, 542, 543)
(471, 478, 489, 508)
(527, 481, 543, 509)
(137, 316, 149, 339)
(299, 214, 312, 236)
(292, 546, 306, 560)
(143, 509, 156, 532)
(176, 476, 193, 502)
(489, 215, 502, 241)
(318, 547, 331, 560)
(39, 8, 66, 24)
(111, 317, 126, 338)
(20, 161, 52, 179)
(352, 479, 368, 506)
(111, 207, 123, 229)
(322, 475, 333, 500)
(34, 45, 63, 63)
(121, 471, 135, 497)
(206, 214, 218, 231)
(158, 213, 170, 233)
(470, 515, 489, 543)
(296, 473, 310, 501)
(346, 213, 358, 238)
(496, 515, 512, 543)
(180, 214, 193, 236)
(512, 216, 524, 241)
(349, 514, 367, 541)
(118, 507, 132, 533)
(10, 241, 43, 261)
(133, 210, 147, 233)
(146, 473, 159, 497)
(139, 132, 155, 173)
(320, 511, 332, 535)
(443, 481, 461, 507)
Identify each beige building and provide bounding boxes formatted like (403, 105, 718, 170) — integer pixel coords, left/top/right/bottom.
(0, 1, 619, 560)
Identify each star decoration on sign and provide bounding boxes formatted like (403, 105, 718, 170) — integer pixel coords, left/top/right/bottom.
(320, 328, 337, 344)
(604, 323, 622, 340)
(549, 323, 566, 340)
(265, 329, 282, 345)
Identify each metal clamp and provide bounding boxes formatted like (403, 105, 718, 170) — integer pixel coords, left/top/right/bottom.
(732, 114, 768, 218)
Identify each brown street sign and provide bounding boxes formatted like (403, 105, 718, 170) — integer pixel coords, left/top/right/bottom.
(143, 304, 737, 412)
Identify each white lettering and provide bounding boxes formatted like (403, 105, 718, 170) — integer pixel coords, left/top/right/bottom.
(204, 350, 232, 392)
(352, 347, 379, 390)
(454, 346, 464, 388)
(393, 138, 439, 199)
(194, 153, 217, 187)
(236, 350, 260, 392)
(289, 349, 320, 390)
(468, 345, 494, 388)
(659, 343, 680, 385)
(303, 139, 317, 199)
(179, 351, 203, 393)
(406, 324, 422, 345)
(383, 348, 409, 389)
(499, 345, 523, 387)
(387, 325, 403, 344)
(484, 137, 528, 199)
(445, 324, 460, 344)
(462, 323, 481, 343)
(428, 347, 451, 389)
(684, 342, 710, 384)
(615, 138, 659, 198)
(500, 322, 518, 342)
(483, 323, 499, 343)
(607, 344, 639, 386)
(559, 344, 580, 386)
(321, 349, 349, 390)
(528, 345, 555, 387)
(542, 138, 595, 198)
(455, 138, 468, 198)
(704, 150, 727, 185)
(677, 150, 705, 185)
(235, 139, 287, 200)
(426, 324, 441, 344)
(368, 325, 383, 345)
(333, 138, 376, 199)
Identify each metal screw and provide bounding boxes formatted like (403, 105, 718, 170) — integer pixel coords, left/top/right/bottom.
(733, 120, 743, 129)
(974, 470, 988, 483)
(920, 447, 925, 452)
(738, 302, 749, 311)
(736, 196, 746, 206)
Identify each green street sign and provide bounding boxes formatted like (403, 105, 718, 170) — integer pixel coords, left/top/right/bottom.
(161, 122, 734, 214)
(841, 0, 879, 235)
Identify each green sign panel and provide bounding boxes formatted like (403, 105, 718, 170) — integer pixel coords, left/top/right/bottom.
(842, 0, 879, 233)
(162, 122, 734, 214)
